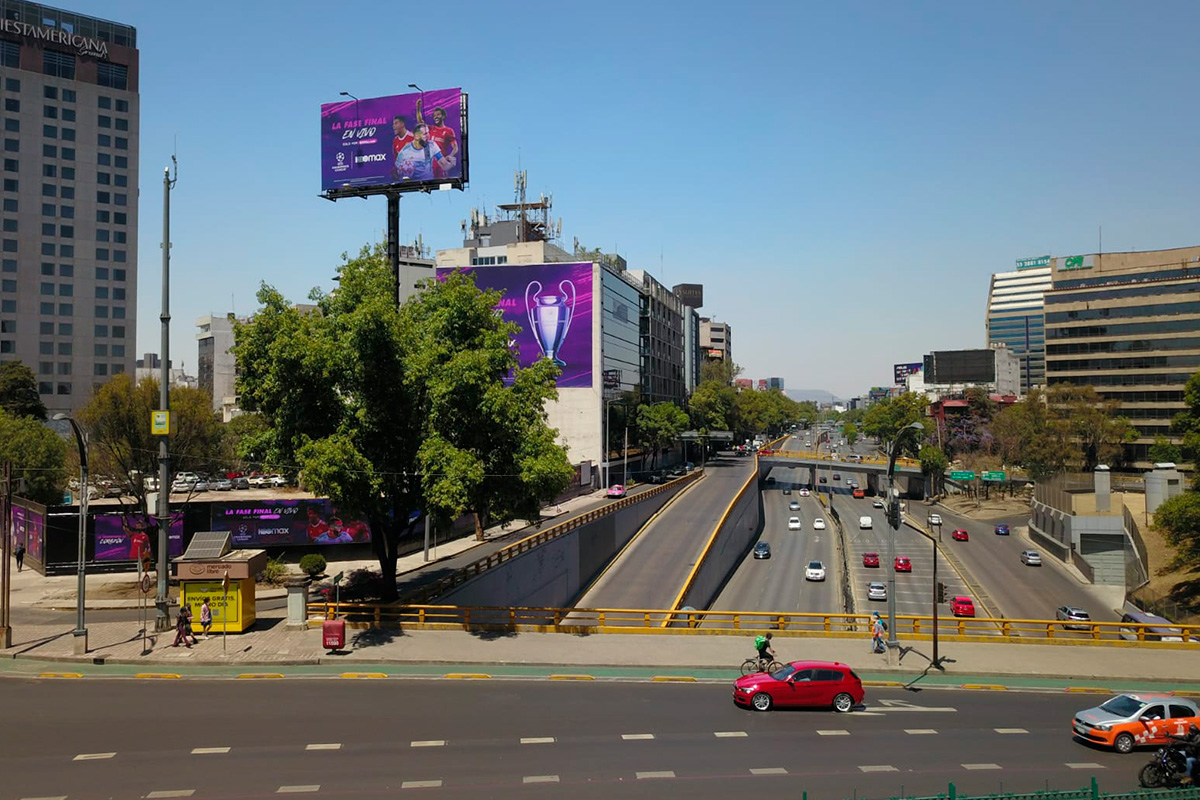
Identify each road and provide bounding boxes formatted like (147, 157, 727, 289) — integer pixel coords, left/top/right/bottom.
(0, 678, 1144, 800)
(574, 454, 756, 617)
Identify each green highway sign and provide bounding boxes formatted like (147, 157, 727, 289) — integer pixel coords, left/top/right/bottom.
(983, 471, 1007, 482)
(950, 470, 976, 480)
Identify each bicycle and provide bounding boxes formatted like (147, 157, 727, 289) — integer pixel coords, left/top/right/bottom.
(740, 656, 784, 676)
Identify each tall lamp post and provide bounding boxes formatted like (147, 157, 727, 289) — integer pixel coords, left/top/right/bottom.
(53, 413, 88, 654)
(885, 421, 925, 649)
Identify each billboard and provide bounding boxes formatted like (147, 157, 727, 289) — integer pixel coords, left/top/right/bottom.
(894, 362, 923, 385)
(436, 263, 595, 388)
(321, 88, 466, 195)
(671, 283, 704, 308)
(209, 499, 372, 548)
(11, 501, 45, 561)
(94, 514, 183, 562)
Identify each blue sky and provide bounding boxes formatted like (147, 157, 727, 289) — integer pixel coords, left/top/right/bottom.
(85, 0, 1200, 398)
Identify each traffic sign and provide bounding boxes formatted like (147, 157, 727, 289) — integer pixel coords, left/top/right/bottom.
(332, 571, 344, 585)
(139, 573, 152, 594)
(151, 410, 170, 435)
(950, 470, 976, 481)
(983, 471, 1006, 482)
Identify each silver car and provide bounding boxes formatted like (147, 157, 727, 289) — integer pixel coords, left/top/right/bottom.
(1020, 549, 1042, 566)
(1056, 605, 1091, 630)
(867, 582, 887, 601)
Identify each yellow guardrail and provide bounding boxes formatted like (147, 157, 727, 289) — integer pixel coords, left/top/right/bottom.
(306, 602, 1200, 649)
(408, 470, 704, 603)
(763, 450, 921, 469)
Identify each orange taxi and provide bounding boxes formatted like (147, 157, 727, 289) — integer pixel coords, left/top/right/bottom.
(1072, 693, 1200, 753)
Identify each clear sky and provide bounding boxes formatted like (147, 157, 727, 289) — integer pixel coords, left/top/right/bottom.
(87, 0, 1200, 399)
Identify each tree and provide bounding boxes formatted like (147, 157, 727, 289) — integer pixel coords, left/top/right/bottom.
(700, 359, 741, 386)
(862, 393, 929, 456)
(222, 412, 271, 473)
(1148, 435, 1183, 465)
(1173, 371, 1200, 474)
(77, 373, 225, 528)
(0, 409, 67, 504)
(637, 402, 689, 469)
(919, 443, 949, 496)
(0, 360, 46, 420)
(408, 270, 573, 541)
(990, 389, 1072, 481)
(1047, 384, 1134, 470)
(1152, 491, 1200, 574)
(843, 422, 858, 446)
(689, 379, 735, 433)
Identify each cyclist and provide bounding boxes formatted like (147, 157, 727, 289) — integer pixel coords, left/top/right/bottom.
(753, 632, 776, 670)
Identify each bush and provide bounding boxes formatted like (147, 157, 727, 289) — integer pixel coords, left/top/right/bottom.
(258, 554, 290, 585)
(299, 554, 327, 578)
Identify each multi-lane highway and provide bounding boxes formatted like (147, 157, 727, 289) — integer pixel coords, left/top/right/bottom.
(0, 678, 1147, 800)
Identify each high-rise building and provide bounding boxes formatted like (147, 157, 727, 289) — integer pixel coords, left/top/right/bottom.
(196, 313, 243, 421)
(986, 263, 1051, 393)
(1043, 245, 1200, 468)
(0, 1, 139, 414)
(625, 269, 686, 406)
(767, 377, 784, 391)
(700, 317, 731, 363)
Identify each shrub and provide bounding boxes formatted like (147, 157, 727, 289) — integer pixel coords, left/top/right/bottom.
(299, 553, 327, 578)
(258, 554, 290, 585)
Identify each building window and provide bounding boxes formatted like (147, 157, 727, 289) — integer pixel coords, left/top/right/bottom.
(62, 109, 75, 122)
(114, 156, 127, 169)
(96, 209, 109, 223)
(113, 250, 125, 262)
(1, 279, 14, 291)
(114, 174, 127, 187)
(57, 342, 71, 356)
(95, 248, 109, 261)
(112, 344, 125, 358)
(3, 159, 16, 172)
(60, 128, 74, 142)
(95, 324, 108, 338)
(1, 198, 14, 212)
(2, 179, 15, 192)
(44, 86, 57, 100)
(112, 364, 125, 374)
(58, 322, 71, 335)
(57, 284, 72, 297)
(115, 118, 128, 131)
(2, 118, 15, 133)
(40, 282, 54, 295)
(115, 138, 127, 151)
(94, 343, 108, 357)
(97, 153, 110, 166)
(97, 172, 110, 185)
(94, 363, 107, 376)
(41, 222, 56, 237)
(57, 303, 72, 315)
(112, 306, 125, 319)
(3, 77, 17, 91)
(97, 62, 128, 90)
(99, 96, 111, 109)
(42, 144, 57, 158)
(113, 212, 126, 225)
(60, 186, 72, 199)
(1, 300, 14, 313)
(57, 363, 70, 375)
(40, 243, 54, 256)
(0, 40, 19, 69)
(44, 106, 58, 120)
(60, 167, 73, 180)
(95, 267, 109, 280)
(39, 322, 53, 335)
(114, 194, 126, 206)
(42, 184, 55, 198)
(113, 230, 125, 243)
(40, 263, 53, 275)
(96, 191, 109, 204)
(116, 99, 129, 113)
(113, 269, 126, 282)
(98, 115, 111, 128)
(59, 225, 73, 238)
(3, 139, 17, 152)
(38, 382, 51, 395)
(60, 205, 73, 219)
(39, 302, 53, 315)
(113, 326, 125, 338)
(59, 244, 72, 257)
(113, 287, 125, 300)
(1, 259, 14, 272)
(59, 264, 72, 277)
(62, 89, 75, 103)
(3, 99, 17, 113)
(42, 164, 56, 178)
(0, 340, 12, 353)
(97, 134, 110, 147)
(96, 229, 109, 242)
(95, 286, 108, 299)
(95, 305, 108, 318)
(2, 239, 16, 252)
(0, 219, 13, 233)
(56, 383, 71, 395)
(43, 51, 76, 79)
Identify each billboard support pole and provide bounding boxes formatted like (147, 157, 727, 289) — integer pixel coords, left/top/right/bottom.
(387, 191, 401, 307)
(156, 158, 178, 633)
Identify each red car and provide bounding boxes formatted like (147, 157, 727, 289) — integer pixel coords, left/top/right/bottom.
(733, 660, 864, 713)
(893, 556, 912, 572)
(862, 552, 880, 567)
(951, 528, 969, 542)
(950, 596, 975, 617)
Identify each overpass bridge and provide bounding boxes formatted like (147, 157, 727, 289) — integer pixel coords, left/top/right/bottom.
(757, 450, 926, 496)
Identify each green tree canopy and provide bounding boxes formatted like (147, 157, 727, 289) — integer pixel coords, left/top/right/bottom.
(843, 422, 858, 446)
(0, 409, 67, 504)
(636, 402, 689, 469)
(990, 388, 1072, 481)
(0, 360, 46, 421)
(1148, 435, 1183, 465)
(1152, 491, 1200, 574)
(862, 393, 929, 456)
(1046, 384, 1135, 470)
(689, 379, 735, 433)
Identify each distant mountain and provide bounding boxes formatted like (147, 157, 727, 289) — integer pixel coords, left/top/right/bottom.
(785, 389, 840, 404)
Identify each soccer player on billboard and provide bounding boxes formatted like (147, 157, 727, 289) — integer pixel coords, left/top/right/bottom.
(391, 115, 414, 180)
(417, 99, 458, 177)
(395, 124, 446, 182)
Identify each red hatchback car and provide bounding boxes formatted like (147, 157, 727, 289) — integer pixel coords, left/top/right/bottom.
(733, 660, 864, 713)
(862, 552, 880, 567)
(951, 528, 969, 542)
(950, 596, 975, 617)
(893, 556, 912, 572)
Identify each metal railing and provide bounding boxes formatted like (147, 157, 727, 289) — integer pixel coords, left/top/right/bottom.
(407, 470, 703, 603)
(308, 602, 1200, 647)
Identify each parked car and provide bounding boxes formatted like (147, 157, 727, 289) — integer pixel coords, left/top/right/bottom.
(264, 474, 288, 488)
(733, 660, 864, 713)
(995, 524, 1010, 536)
(232, 477, 250, 490)
(867, 581, 887, 601)
(606, 484, 627, 499)
(862, 552, 880, 567)
(214, 478, 234, 491)
(951, 528, 969, 542)
(813, 518, 826, 530)
(893, 556, 912, 572)
(753, 542, 772, 559)
(787, 517, 802, 531)
(805, 561, 826, 581)
(1056, 606, 1092, 630)
(192, 480, 210, 492)
(1020, 549, 1042, 566)
(248, 475, 267, 488)
(950, 596, 975, 617)
(1072, 693, 1200, 753)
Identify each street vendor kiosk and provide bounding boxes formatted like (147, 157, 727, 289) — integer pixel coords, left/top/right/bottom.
(173, 531, 268, 634)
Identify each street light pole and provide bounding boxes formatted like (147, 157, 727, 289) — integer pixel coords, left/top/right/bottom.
(886, 421, 925, 649)
(156, 159, 177, 633)
(53, 414, 88, 654)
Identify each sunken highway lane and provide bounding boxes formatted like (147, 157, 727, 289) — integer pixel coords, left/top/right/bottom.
(0, 677, 1144, 799)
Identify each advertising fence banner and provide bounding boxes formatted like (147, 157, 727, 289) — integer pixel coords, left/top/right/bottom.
(94, 514, 184, 562)
(11, 500, 45, 561)
(209, 499, 373, 548)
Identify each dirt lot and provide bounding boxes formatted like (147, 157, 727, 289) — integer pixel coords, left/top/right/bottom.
(936, 492, 1032, 521)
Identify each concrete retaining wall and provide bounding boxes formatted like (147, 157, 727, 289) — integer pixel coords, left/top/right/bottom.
(437, 480, 693, 610)
(677, 470, 762, 611)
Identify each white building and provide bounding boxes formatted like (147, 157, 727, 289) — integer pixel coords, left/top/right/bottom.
(196, 314, 244, 421)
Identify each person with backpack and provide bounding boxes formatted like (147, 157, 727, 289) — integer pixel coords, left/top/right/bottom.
(753, 632, 776, 670)
(871, 612, 887, 653)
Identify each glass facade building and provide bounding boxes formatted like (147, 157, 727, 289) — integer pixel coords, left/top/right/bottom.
(986, 266, 1050, 394)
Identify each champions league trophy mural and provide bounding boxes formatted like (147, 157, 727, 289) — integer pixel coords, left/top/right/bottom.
(526, 278, 577, 367)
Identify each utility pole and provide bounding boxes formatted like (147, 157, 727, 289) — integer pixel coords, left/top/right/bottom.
(156, 157, 178, 633)
(1, 462, 11, 648)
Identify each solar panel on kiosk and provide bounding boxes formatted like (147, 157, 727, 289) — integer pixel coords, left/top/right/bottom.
(182, 531, 231, 560)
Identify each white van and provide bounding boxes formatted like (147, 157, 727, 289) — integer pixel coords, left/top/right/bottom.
(859, 516, 873, 529)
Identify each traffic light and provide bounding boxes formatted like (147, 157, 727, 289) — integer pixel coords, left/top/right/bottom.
(936, 581, 946, 604)
(886, 501, 900, 529)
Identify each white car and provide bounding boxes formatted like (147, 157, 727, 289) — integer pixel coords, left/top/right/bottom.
(928, 513, 943, 526)
(813, 518, 826, 530)
(872, 499, 884, 509)
(787, 517, 802, 531)
(805, 561, 826, 581)
(799, 488, 810, 497)
(868, 581, 887, 601)
(859, 516, 873, 529)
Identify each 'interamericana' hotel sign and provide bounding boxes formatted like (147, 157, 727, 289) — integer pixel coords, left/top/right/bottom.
(1, 19, 109, 59)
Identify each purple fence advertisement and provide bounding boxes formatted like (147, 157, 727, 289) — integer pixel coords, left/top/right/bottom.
(94, 514, 184, 562)
(11, 502, 45, 561)
(321, 88, 465, 193)
(436, 263, 595, 388)
(209, 500, 372, 548)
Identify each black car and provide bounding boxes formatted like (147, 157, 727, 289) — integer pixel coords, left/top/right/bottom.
(782, 488, 792, 495)
(753, 542, 772, 559)
(819, 476, 828, 483)
(832, 473, 841, 480)
(645, 472, 666, 485)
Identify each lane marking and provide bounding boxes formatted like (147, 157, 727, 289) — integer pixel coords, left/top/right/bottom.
(995, 728, 1028, 734)
(548, 674, 594, 680)
(859, 765, 898, 773)
(520, 737, 555, 745)
(21, 796, 68, 800)
(750, 768, 788, 775)
(523, 775, 560, 784)
(905, 729, 938, 735)
(340, 673, 387, 679)
(444, 673, 490, 679)
(962, 763, 1002, 770)
(652, 676, 696, 682)
(410, 740, 446, 747)
(276, 787, 320, 794)
(1067, 763, 1105, 769)
(191, 747, 230, 754)
(73, 752, 116, 760)
(401, 781, 443, 789)
(714, 731, 748, 738)
(147, 792, 196, 799)
(238, 673, 284, 679)
(622, 733, 655, 740)
(636, 771, 675, 779)
(38, 673, 82, 679)
(306, 743, 342, 750)
(817, 730, 850, 736)
(134, 673, 181, 679)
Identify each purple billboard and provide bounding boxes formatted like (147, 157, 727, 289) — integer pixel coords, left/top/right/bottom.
(210, 500, 372, 548)
(321, 88, 466, 194)
(94, 514, 184, 562)
(11, 501, 45, 561)
(436, 263, 595, 388)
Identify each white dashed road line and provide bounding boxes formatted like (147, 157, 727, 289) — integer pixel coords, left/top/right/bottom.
(750, 768, 788, 776)
(816, 730, 850, 736)
(146, 792, 195, 799)
(520, 737, 555, 745)
(636, 771, 675, 779)
(1067, 763, 1105, 769)
(622, 733, 655, 740)
(859, 765, 898, 773)
(410, 740, 446, 748)
(714, 731, 748, 738)
(995, 728, 1028, 734)
(962, 764, 1002, 770)
(277, 787, 320, 794)
(306, 743, 342, 750)
(523, 775, 560, 784)
(21, 796, 67, 800)
(905, 729, 938, 735)
(401, 780, 443, 789)
(73, 752, 116, 761)
(191, 747, 231, 754)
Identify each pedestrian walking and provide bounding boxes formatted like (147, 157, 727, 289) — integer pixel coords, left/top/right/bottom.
(172, 603, 197, 648)
(199, 598, 213, 639)
(14, 543, 25, 572)
(870, 612, 886, 654)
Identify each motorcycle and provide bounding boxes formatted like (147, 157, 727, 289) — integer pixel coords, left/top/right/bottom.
(1139, 743, 1192, 789)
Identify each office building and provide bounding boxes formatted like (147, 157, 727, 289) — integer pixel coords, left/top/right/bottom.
(682, 307, 700, 394)
(196, 313, 243, 421)
(700, 317, 731, 362)
(986, 262, 1051, 393)
(1043, 245, 1200, 468)
(134, 352, 195, 389)
(0, 0, 139, 413)
(626, 268, 686, 406)
(767, 377, 784, 391)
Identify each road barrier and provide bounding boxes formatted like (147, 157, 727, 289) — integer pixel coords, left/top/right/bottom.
(307, 601, 1200, 648)
(762, 450, 921, 469)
